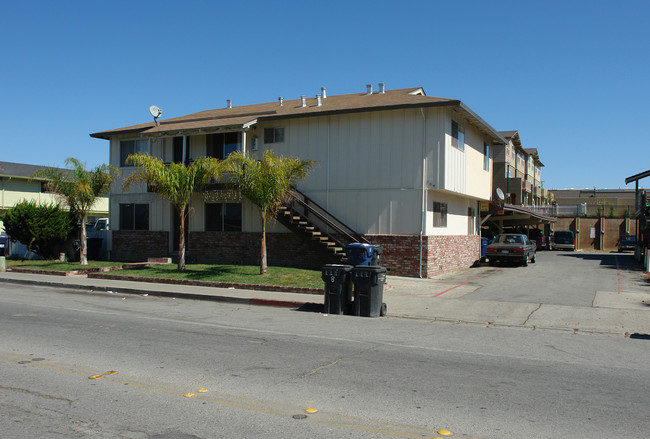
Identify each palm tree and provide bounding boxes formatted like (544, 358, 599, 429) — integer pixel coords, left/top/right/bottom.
(223, 150, 313, 274)
(123, 154, 222, 271)
(34, 158, 119, 265)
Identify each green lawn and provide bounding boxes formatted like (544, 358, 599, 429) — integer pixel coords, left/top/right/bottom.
(7, 259, 323, 289)
(109, 264, 323, 289)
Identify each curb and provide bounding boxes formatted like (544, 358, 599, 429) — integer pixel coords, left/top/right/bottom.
(0, 276, 323, 311)
(87, 272, 325, 295)
(7, 268, 325, 295)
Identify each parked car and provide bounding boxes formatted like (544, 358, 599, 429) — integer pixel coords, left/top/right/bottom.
(486, 233, 536, 266)
(617, 234, 637, 252)
(551, 230, 575, 251)
(528, 229, 548, 250)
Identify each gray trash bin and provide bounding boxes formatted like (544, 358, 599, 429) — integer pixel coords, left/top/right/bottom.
(352, 266, 387, 317)
(321, 264, 354, 315)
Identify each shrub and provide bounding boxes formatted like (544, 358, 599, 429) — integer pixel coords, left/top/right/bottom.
(2, 201, 75, 258)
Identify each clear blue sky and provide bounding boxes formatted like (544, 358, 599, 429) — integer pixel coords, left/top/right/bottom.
(2, 0, 648, 189)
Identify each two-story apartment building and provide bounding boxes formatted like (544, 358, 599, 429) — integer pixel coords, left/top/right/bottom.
(90, 85, 505, 277)
(492, 131, 550, 207)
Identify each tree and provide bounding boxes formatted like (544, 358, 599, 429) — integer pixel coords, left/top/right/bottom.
(123, 154, 222, 271)
(34, 159, 119, 265)
(2, 201, 75, 258)
(223, 150, 313, 274)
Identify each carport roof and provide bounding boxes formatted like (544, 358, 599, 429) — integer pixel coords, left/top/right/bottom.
(482, 202, 556, 230)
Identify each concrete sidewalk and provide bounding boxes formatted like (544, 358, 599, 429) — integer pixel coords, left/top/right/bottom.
(1, 270, 648, 337)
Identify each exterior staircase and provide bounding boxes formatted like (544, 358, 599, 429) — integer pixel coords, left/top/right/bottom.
(277, 189, 370, 262)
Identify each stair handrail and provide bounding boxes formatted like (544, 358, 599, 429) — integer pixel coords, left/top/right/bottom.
(288, 189, 370, 245)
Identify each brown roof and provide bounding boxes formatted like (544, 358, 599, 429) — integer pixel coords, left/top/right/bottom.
(90, 87, 506, 144)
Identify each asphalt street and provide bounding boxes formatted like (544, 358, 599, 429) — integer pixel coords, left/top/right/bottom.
(1, 279, 649, 439)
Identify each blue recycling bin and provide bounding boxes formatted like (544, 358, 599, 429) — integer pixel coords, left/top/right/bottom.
(345, 243, 382, 266)
(481, 237, 488, 259)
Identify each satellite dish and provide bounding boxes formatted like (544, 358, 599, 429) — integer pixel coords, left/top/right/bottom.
(496, 187, 505, 201)
(149, 105, 162, 119)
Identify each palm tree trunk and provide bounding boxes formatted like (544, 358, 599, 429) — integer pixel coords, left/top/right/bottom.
(260, 212, 267, 274)
(80, 214, 88, 265)
(178, 207, 186, 271)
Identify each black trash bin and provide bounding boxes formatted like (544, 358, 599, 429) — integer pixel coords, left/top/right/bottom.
(352, 265, 387, 317)
(321, 264, 354, 315)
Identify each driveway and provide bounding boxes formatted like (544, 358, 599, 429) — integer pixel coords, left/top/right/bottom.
(383, 251, 649, 334)
(458, 251, 644, 307)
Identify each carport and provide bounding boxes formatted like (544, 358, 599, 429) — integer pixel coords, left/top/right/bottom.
(481, 202, 556, 236)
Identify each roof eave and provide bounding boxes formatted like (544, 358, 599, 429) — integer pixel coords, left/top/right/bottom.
(458, 102, 508, 145)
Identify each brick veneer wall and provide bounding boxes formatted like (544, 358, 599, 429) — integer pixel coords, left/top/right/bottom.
(368, 234, 481, 278)
(111, 230, 480, 277)
(188, 232, 341, 269)
(111, 231, 169, 262)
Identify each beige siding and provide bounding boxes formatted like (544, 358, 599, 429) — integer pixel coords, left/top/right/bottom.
(426, 190, 476, 236)
(443, 112, 492, 200)
(253, 109, 430, 235)
(106, 105, 493, 238)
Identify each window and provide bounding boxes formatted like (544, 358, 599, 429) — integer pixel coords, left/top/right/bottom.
(483, 143, 490, 171)
(468, 207, 475, 235)
(173, 136, 191, 164)
(205, 203, 242, 231)
(207, 132, 240, 160)
(120, 139, 149, 167)
(119, 204, 149, 230)
(451, 120, 464, 151)
(264, 127, 285, 144)
(433, 202, 447, 227)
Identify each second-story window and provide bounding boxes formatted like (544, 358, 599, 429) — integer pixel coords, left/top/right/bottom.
(451, 120, 464, 151)
(120, 139, 150, 167)
(484, 142, 490, 171)
(207, 132, 240, 160)
(264, 127, 285, 144)
(173, 136, 191, 164)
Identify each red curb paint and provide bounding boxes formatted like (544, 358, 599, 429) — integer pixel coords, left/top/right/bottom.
(432, 280, 471, 297)
(424, 268, 503, 298)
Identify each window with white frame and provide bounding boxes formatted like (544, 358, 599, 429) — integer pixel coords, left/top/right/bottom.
(207, 132, 241, 160)
(483, 142, 490, 171)
(205, 203, 242, 232)
(433, 201, 447, 227)
(120, 139, 149, 167)
(264, 127, 285, 144)
(119, 203, 149, 230)
(451, 120, 464, 151)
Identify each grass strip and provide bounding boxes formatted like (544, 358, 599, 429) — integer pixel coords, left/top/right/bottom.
(7, 259, 323, 289)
